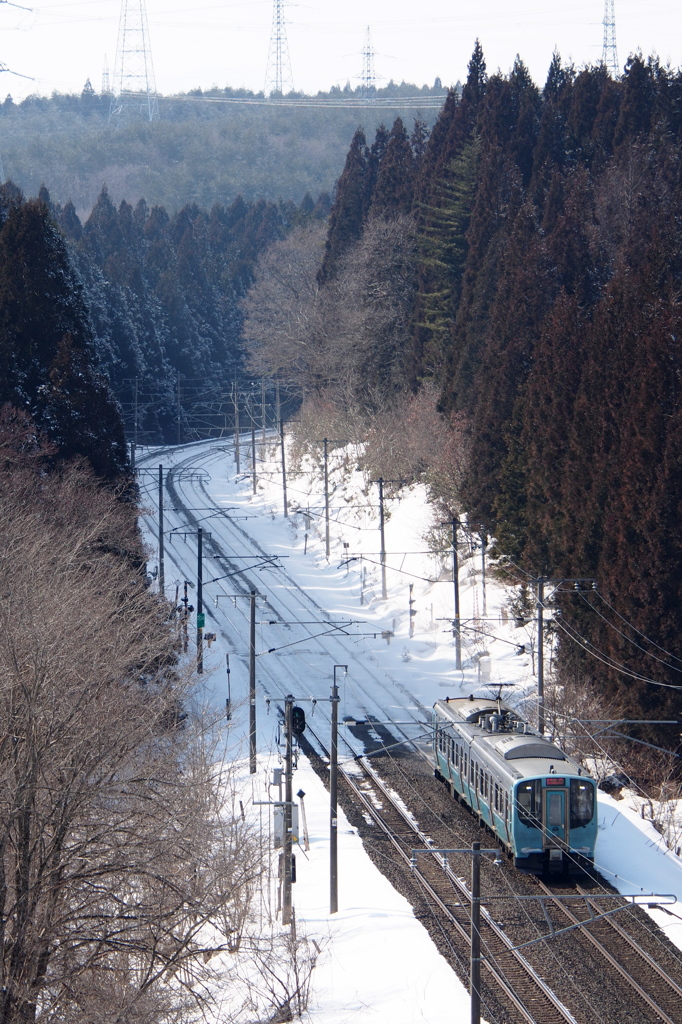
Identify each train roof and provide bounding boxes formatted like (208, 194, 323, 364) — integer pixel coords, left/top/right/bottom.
(434, 697, 511, 723)
(433, 697, 588, 782)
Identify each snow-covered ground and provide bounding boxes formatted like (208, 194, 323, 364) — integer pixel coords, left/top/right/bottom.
(136, 436, 682, 1019)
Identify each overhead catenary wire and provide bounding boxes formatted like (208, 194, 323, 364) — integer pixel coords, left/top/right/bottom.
(592, 589, 682, 669)
(576, 592, 682, 675)
(554, 615, 682, 691)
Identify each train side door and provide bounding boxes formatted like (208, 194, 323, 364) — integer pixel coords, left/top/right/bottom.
(544, 786, 567, 845)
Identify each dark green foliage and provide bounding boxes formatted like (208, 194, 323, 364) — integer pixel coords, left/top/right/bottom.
(413, 134, 480, 375)
(0, 190, 127, 476)
(318, 129, 370, 282)
(323, 44, 682, 720)
(436, 54, 682, 717)
(62, 187, 313, 441)
(371, 118, 415, 217)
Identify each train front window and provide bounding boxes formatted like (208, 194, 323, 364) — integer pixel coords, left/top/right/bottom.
(517, 780, 541, 827)
(547, 792, 564, 827)
(570, 779, 594, 828)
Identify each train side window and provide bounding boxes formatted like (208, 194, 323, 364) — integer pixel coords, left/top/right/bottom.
(504, 792, 509, 822)
(570, 779, 594, 828)
(517, 780, 541, 827)
(494, 782, 499, 811)
(455, 744, 460, 769)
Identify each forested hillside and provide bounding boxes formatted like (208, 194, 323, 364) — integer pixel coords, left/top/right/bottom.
(244, 45, 682, 734)
(54, 185, 326, 442)
(0, 82, 446, 216)
(0, 184, 127, 477)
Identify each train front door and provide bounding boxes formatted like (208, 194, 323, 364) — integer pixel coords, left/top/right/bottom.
(544, 787, 567, 846)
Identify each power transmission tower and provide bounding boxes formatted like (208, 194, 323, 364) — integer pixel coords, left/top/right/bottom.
(110, 0, 159, 123)
(264, 0, 294, 97)
(360, 26, 376, 98)
(602, 0, 619, 78)
(101, 55, 111, 96)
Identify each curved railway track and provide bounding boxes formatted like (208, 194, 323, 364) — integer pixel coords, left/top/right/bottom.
(139, 443, 435, 747)
(136, 441, 682, 1024)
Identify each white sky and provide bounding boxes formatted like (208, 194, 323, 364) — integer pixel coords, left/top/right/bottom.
(3, 0, 682, 103)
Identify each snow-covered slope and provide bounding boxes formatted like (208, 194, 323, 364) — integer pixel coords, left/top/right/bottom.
(137, 437, 682, 1019)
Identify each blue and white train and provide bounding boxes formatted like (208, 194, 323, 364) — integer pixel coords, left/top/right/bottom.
(432, 696, 597, 875)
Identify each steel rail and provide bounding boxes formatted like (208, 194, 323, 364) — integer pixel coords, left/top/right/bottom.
(302, 720, 576, 1024)
(138, 442, 682, 1024)
(574, 884, 682, 1000)
(537, 880, 679, 1024)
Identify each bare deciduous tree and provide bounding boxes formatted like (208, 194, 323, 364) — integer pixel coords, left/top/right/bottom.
(241, 223, 326, 388)
(242, 215, 417, 413)
(0, 421, 262, 1024)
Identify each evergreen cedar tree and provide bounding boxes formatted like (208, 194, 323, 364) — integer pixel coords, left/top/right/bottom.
(0, 182, 323, 466)
(320, 45, 682, 725)
(60, 185, 323, 443)
(0, 190, 127, 478)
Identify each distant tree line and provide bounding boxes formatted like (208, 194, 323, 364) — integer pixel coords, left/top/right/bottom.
(0, 82, 446, 215)
(245, 45, 682, 732)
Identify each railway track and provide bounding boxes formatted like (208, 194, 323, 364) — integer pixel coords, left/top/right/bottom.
(536, 880, 682, 1024)
(303, 720, 578, 1024)
(137, 442, 682, 1024)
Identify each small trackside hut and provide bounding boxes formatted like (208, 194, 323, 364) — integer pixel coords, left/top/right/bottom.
(432, 697, 597, 875)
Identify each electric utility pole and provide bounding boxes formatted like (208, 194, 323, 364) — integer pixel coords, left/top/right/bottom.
(441, 517, 462, 670)
(233, 383, 241, 474)
(264, 0, 294, 95)
(378, 477, 387, 600)
(176, 373, 182, 445)
(261, 380, 267, 453)
(323, 438, 330, 557)
(471, 841, 482, 1024)
(110, 0, 159, 123)
(250, 591, 257, 773)
(537, 578, 544, 735)
(250, 400, 257, 495)
(602, 0, 619, 77)
(374, 477, 407, 601)
(411, 843, 501, 1024)
(280, 418, 288, 517)
(529, 575, 596, 735)
(331, 666, 346, 914)
(158, 464, 164, 597)
(196, 527, 204, 674)
(313, 438, 347, 558)
(133, 376, 139, 450)
(283, 696, 294, 924)
(168, 528, 211, 673)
